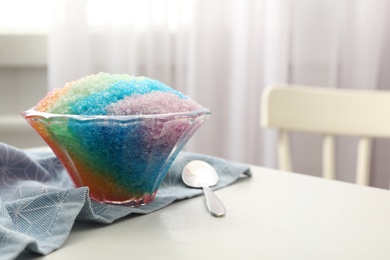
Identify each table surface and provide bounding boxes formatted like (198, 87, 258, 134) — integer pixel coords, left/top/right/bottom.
(19, 166, 390, 260)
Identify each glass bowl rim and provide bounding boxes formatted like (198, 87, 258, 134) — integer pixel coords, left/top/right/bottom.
(22, 107, 211, 121)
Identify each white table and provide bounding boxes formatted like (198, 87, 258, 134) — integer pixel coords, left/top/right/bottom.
(19, 166, 390, 260)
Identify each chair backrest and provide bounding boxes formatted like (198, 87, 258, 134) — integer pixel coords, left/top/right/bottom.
(261, 84, 390, 186)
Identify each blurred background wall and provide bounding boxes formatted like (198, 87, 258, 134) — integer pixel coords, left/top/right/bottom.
(1, 0, 390, 188)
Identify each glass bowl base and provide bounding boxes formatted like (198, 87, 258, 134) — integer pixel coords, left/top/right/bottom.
(92, 190, 158, 207)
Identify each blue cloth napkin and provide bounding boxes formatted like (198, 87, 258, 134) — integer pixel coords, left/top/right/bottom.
(0, 142, 251, 260)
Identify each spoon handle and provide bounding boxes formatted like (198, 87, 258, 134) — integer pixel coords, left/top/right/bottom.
(202, 186, 226, 217)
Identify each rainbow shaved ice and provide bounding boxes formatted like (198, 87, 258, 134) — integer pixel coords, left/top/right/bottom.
(24, 72, 210, 206)
(36, 73, 196, 115)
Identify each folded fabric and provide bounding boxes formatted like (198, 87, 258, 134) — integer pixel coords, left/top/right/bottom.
(0, 142, 251, 260)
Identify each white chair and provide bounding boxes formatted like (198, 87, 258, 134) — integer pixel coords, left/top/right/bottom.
(261, 84, 390, 186)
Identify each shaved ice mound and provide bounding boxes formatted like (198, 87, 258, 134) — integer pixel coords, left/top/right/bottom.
(35, 72, 191, 115)
(22, 73, 211, 206)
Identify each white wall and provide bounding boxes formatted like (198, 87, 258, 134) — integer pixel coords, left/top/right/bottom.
(0, 35, 48, 148)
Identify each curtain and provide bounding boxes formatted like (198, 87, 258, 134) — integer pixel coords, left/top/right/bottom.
(48, 0, 390, 188)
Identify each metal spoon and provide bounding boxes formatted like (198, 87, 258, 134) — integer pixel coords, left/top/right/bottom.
(182, 160, 226, 217)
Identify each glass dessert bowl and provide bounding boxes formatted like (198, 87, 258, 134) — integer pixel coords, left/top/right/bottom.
(22, 107, 211, 206)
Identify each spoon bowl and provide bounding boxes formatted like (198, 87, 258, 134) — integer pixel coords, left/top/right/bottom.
(182, 160, 226, 217)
